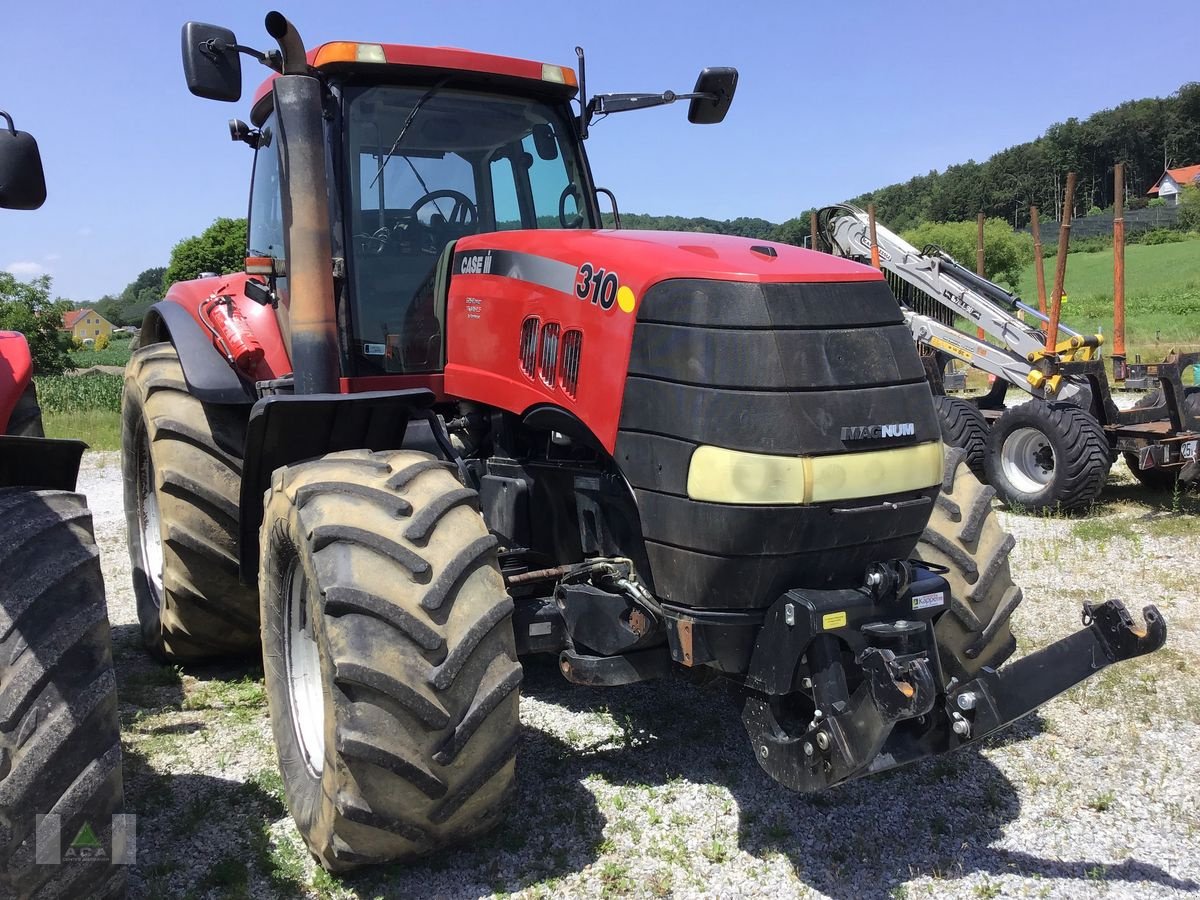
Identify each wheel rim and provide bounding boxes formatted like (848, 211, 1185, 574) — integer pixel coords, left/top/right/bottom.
(284, 557, 325, 777)
(136, 431, 164, 606)
(1000, 426, 1056, 495)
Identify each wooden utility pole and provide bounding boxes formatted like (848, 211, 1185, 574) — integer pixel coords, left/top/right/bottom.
(1112, 163, 1127, 380)
(976, 213, 986, 339)
(1045, 172, 1076, 353)
(867, 204, 880, 269)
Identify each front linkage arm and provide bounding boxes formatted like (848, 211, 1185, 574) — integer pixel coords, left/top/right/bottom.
(965, 600, 1165, 742)
(744, 597, 1165, 793)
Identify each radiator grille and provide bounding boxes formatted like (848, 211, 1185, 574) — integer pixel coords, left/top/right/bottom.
(538, 322, 560, 388)
(519, 316, 539, 377)
(560, 329, 582, 398)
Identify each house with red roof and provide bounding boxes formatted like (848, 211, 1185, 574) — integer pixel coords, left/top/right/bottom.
(61, 308, 113, 343)
(1147, 164, 1200, 205)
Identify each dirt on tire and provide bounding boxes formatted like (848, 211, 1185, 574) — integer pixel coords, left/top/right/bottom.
(259, 449, 521, 871)
(121, 343, 258, 661)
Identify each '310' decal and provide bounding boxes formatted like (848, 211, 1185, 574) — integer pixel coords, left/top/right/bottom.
(575, 263, 620, 309)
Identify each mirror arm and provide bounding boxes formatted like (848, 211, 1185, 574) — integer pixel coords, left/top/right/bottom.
(0, 112, 14, 135)
(199, 39, 282, 73)
(575, 46, 590, 140)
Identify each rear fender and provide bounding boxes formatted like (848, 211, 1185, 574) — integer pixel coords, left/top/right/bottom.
(236, 388, 438, 582)
(0, 331, 34, 432)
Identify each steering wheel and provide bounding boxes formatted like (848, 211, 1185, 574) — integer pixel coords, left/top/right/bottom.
(411, 189, 478, 228)
(559, 184, 584, 228)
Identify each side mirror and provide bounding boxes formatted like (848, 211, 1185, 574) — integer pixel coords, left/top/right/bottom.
(0, 114, 47, 210)
(181, 22, 243, 102)
(687, 68, 738, 125)
(531, 123, 559, 161)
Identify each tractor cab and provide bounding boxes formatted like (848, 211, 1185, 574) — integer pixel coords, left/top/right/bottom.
(244, 51, 601, 377)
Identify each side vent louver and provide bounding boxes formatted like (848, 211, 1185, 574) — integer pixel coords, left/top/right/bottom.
(519, 316, 539, 377)
(538, 322, 560, 388)
(560, 329, 582, 398)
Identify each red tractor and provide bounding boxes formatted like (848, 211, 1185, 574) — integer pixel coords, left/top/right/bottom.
(0, 115, 124, 897)
(123, 12, 1165, 870)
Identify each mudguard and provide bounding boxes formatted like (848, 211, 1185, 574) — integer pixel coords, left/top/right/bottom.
(141, 301, 257, 404)
(0, 331, 34, 432)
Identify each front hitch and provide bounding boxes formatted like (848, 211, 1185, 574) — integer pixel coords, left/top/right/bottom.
(743, 598, 1165, 792)
(960, 599, 1165, 743)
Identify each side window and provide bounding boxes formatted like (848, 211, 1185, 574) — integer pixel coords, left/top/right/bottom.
(490, 157, 521, 230)
(248, 117, 284, 260)
(523, 129, 577, 227)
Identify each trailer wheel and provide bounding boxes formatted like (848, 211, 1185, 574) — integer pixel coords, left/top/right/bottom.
(0, 489, 125, 899)
(915, 449, 1023, 680)
(259, 449, 521, 871)
(122, 343, 258, 661)
(984, 399, 1109, 513)
(5, 382, 44, 437)
(1123, 388, 1200, 489)
(932, 395, 988, 479)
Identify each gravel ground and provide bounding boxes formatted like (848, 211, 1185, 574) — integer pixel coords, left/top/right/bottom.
(77, 450, 1200, 900)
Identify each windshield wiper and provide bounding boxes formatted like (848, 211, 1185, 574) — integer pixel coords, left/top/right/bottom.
(369, 79, 449, 190)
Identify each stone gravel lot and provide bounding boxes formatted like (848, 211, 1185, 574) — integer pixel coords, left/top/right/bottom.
(78, 450, 1200, 900)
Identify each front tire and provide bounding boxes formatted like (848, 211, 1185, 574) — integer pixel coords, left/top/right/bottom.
(0, 489, 125, 899)
(121, 343, 258, 661)
(260, 449, 521, 871)
(917, 448, 1023, 681)
(984, 399, 1109, 512)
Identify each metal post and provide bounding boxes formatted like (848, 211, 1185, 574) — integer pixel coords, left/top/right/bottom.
(976, 213, 986, 339)
(1112, 163, 1127, 381)
(1030, 205, 1048, 317)
(810, 209, 819, 253)
(1045, 172, 1076, 354)
(867, 204, 880, 269)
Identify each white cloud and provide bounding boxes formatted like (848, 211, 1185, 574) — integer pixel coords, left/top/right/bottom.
(4, 261, 47, 277)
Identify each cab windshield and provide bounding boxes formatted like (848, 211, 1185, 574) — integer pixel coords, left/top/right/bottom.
(343, 84, 594, 374)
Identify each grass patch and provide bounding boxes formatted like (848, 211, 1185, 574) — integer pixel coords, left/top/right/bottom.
(1144, 514, 1199, 538)
(1070, 518, 1136, 543)
(182, 673, 268, 712)
(200, 856, 250, 898)
(42, 410, 121, 450)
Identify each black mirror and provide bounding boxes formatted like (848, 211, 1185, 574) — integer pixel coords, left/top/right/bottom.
(0, 115, 47, 210)
(687, 68, 738, 124)
(531, 123, 558, 161)
(181, 22, 243, 102)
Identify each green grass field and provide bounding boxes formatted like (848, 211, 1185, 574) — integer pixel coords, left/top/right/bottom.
(1015, 236, 1200, 358)
(43, 410, 121, 450)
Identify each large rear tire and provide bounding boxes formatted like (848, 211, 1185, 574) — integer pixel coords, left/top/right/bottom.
(121, 343, 258, 661)
(917, 448, 1024, 681)
(932, 395, 988, 480)
(984, 399, 1110, 513)
(6, 382, 45, 437)
(259, 449, 521, 871)
(1123, 387, 1200, 489)
(0, 489, 125, 899)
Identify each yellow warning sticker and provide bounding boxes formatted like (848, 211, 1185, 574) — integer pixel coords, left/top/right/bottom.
(930, 335, 973, 362)
(822, 611, 847, 630)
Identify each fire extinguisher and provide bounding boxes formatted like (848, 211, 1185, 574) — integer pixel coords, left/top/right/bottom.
(200, 295, 265, 374)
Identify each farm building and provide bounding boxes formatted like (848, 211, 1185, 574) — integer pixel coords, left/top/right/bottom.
(1147, 164, 1200, 205)
(62, 307, 113, 342)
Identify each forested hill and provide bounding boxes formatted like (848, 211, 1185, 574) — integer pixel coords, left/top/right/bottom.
(624, 81, 1200, 237)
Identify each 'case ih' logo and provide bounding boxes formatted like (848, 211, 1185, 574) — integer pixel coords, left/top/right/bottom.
(840, 423, 915, 441)
(460, 252, 493, 275)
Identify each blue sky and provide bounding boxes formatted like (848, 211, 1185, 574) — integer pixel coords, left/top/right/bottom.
(1, 0, 1195, 303)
